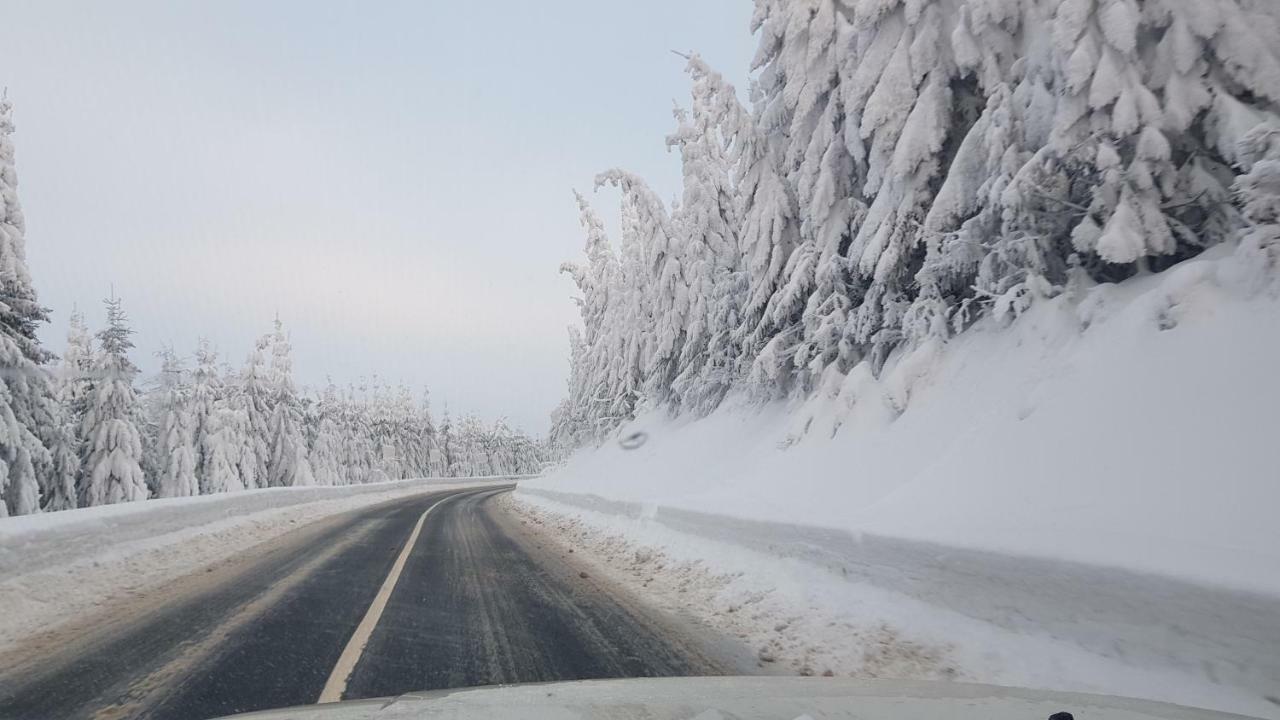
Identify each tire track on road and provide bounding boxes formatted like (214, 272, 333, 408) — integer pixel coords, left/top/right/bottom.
(342, 489, 727, 700)
(0, 489, 475, 720)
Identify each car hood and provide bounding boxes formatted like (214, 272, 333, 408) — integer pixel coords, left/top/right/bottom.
(219, 676, 1260, 719)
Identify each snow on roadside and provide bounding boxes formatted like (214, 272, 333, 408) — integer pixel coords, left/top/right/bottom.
(514, 245, 1280, 719)
(0, 477, 518, 658)
(509, 495, 1280, 720)
(523, 244, 1280, 596)
(503, 493, 958, 680)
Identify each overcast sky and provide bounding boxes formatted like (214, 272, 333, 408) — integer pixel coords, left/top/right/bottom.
(0, 1, 756, 433)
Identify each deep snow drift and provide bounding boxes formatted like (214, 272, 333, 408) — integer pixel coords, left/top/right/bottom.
(517, 245, 1280, 717)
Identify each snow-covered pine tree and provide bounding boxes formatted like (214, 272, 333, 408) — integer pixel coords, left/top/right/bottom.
(393, 385, 424, 477)
(233, 333, 274, 490)
(558, 192, 635, 442)
(595, 170, 688, 410)
(189, 340, 215, 488)
(549, 329, 590, 448)
(0, 95, 59, 516)
(747, 0, 869, 390)
(299, 389, 323, 482)
(41, 401, 80, 513)
(367, 378, 398, 482)
(308, 379, 345, 486)
(217, 360, 253, 493)
(43, 420, 79, 511)
(265, 319, 313, 487)
(338, 383, 371, 484)
(1234, 120, 1280, 278)
(667, 56, 745, 413)
(79, 296, 147, 506)
(153, 348, 198, 497)
(474, 417, 506, 476)
(41, 310, 94, 512)
(190, 341, 242, 494)
(610, 196, 652, 427)
(136, 385, 162, 496)
(730, 5, 802, 389)
(547, 395, 576, 456)
(422, 391, 446, 477)
(414, 388, 438, 476)
(437, 404, 456, 477)
(389, 384, 420, 478)
(224, 376, 259, 492)
(453, 414, 488, 476)
(0, 336, 39, 507)
(57, 309, 94, 417)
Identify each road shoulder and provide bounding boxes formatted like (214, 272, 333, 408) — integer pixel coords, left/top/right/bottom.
(491, 491, 758, 677)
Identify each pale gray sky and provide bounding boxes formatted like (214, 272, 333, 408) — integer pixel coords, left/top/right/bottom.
(0, 1, 756, 433)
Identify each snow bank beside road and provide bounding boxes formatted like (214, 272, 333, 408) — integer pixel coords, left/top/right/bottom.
(516, 246, 1280, 718)
(0, 477, 518, 658)
(511, 495, 1280, 719)
(522, 245, 1280, 596)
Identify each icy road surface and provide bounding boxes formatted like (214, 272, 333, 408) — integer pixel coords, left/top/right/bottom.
(0, 487, 727, 720)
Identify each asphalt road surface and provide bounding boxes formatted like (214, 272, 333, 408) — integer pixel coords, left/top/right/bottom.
(0, 487, 726, 720)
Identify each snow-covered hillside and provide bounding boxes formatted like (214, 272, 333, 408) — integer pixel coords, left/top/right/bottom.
(551, 0, 1280, 449)
(531, 2, 1280, 709)
(530, 244, 1280, 595)
(519, 245, 1280, 717)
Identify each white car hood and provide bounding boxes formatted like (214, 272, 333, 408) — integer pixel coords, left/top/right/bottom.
(221, 676, 1261, 719)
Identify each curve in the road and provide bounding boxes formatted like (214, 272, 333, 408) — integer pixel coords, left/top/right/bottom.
(317, 491, 448, 703)
(0, 486, 721, 720)
(341, 489, 721, 700)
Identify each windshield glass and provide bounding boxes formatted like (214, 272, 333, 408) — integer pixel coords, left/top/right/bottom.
(1, 2, 1277, 720)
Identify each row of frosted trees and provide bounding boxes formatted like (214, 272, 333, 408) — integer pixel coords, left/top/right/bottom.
(0, 95, 543, 517)
(552, 0, 1280, 447)
(46, 303, 545, 512)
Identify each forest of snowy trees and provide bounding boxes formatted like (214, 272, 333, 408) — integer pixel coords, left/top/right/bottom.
(552, 0, 1280, 446)
(0, 98, 544, 518)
